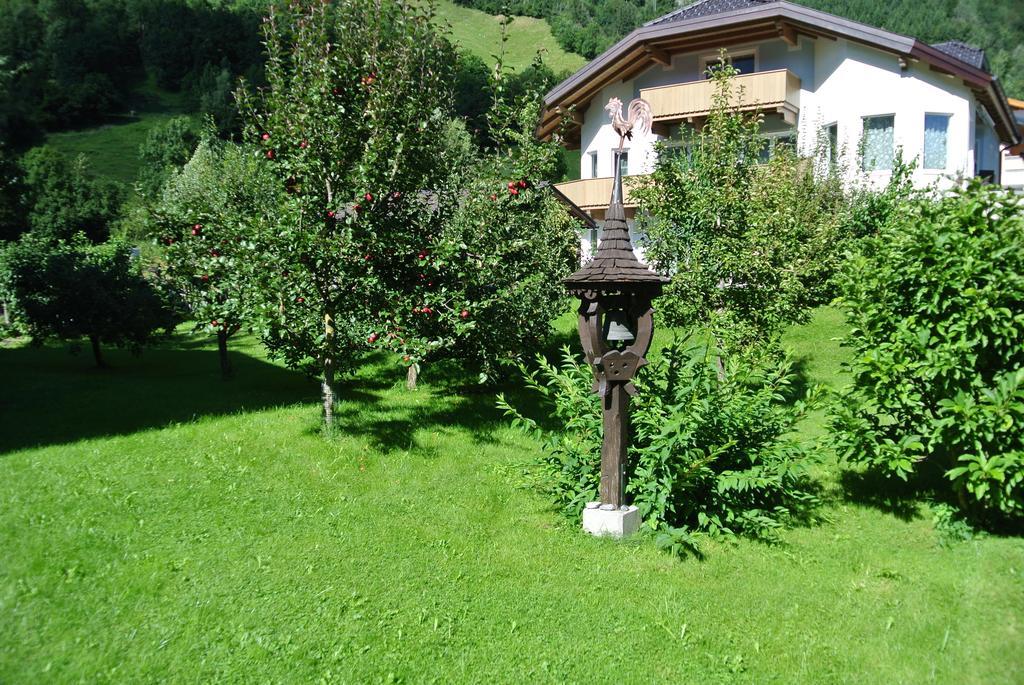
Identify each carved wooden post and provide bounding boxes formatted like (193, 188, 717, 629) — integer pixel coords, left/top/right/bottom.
(601, 382, 628, 507)
(564, 138, 667, 537)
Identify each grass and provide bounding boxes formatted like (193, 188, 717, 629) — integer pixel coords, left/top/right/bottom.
(2, 307, 1022, 683)
(435, 0, 585, 75)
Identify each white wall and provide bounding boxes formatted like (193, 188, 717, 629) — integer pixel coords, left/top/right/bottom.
(1003, 149, 1024, 190)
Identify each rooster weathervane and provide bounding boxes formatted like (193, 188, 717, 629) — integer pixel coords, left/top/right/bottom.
(605, 96, 653, 150)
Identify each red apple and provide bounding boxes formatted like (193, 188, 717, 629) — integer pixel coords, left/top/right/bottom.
(489, 194, 497, 201)
(364, 192, 373, 202)
(212, 320, 219, 327)
(296, 296, 305, 303)
(509, 188, 519, 196)
(368, 333, 379, 343)
(354, 203, 362, 212)
(327, 210, 335, 218)
(460, 309, 469, 319)
(261, 133, 270, 141)
(210, 250, 220, 257)
(507, 181, 516, 190)
(266, 149, 275, 159)
(201, 274, 210, 282)
(192, 224, 202, 236)
(300, 140, 308, 149)
(517, 180, 527, 189)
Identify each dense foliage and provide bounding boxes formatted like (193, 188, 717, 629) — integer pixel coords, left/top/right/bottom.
(149, 138, 282, 378)
(2, 233, 177, 366)
(501, 342, 821, 555)
(830, 182, 1024, 523)
(452, 0, 1024, 98)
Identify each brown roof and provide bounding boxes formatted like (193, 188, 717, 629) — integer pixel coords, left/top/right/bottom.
(564, 167, 668, 292)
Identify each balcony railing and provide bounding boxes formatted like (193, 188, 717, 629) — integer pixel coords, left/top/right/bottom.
(553, 175, 647, 211)
(639, 69, 801, 124)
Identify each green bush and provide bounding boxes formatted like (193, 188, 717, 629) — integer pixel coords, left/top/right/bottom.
(501, 342, 821, 554)
(830, 181, 1024, 522)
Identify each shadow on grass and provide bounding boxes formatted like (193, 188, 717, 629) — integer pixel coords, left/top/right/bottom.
(838, 468, 924, 522)
(0, 336, 377, 455)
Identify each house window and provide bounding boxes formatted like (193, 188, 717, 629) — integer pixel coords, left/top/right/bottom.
(862, 115, 895, 171)
(589, 151, 599, 178)
(704, 52, 756, 77)
(924, 114, 950, 170)
(589, 228, 599, 254)
(756, 133, 797, 163)
(824, 123, 838, 165)
(617, 150, 629, 177)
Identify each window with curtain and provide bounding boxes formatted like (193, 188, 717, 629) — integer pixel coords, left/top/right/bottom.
(825, 123, 838, 165)
(705, 54, 755, 77)
(861, 115, 895, 171)
(589, 151, 598, 178)
(924, 114, 950, 170)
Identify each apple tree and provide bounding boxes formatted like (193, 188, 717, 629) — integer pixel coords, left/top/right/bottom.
(3, 233, 178, 367)
(149, 138, 282, 378)
(365, 71, 581, 388)
(235, 0, 458, 424)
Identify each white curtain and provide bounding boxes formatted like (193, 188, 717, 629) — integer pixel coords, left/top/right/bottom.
(862, 115, 894, 171)
(924, 114, 949, 170)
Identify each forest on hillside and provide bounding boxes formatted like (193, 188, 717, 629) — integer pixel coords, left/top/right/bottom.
(453, 0, 1024, 98)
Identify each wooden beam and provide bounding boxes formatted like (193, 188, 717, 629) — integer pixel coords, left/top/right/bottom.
(776, 21, 798, 47)
(644, 45, 671, 67)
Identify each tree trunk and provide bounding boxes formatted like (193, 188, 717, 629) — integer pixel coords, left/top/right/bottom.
(406, 363, 418, 391)
(1, 301, 9, 326)
(322, 312, 336, 429)
(322, 360, 336, 428)
(90, 334, 107, 369)
(217, 329, 233, 379)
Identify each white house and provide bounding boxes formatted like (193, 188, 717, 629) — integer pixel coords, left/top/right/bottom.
(540, 0, 1021, 252)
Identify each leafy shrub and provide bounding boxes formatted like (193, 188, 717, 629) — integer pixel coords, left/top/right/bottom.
(500, 341, 822, 553)
(136, 116, 200, 200)
(830, 181, 1024, 522)
(20, 147, 123, 244)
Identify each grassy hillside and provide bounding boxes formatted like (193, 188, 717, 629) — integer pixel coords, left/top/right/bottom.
(2, 307, 1022, 682)
(42, 5, 582, 186)
(436, 0, 585, 74)
(43, 81, 193, 186)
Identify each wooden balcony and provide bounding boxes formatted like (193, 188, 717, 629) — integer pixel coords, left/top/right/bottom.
(553, 175, 646, 211)
(640, 69, 801, 125)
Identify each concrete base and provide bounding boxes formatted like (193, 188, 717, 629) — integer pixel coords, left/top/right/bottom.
(582, 502, 640, 538)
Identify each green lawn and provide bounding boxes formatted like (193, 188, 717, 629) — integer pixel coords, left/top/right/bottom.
(436, 0, 585, 74)
(2, 308, 1022, 683)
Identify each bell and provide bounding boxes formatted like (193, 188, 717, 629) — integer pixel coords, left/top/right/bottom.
(603, 309, 635, 344)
